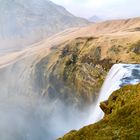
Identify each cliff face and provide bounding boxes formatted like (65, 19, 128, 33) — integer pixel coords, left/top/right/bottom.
(33, 34, 140, 108)
(59, 83, 140, 140)
(33, 37, 108, 108)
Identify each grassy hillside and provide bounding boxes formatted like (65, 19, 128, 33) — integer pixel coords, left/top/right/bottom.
(59, 83, 140, 140)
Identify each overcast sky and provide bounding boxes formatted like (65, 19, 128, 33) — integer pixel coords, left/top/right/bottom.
(50, 0, 140, 19)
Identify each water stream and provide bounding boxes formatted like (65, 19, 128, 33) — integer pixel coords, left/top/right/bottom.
(88, 63, 140, 124)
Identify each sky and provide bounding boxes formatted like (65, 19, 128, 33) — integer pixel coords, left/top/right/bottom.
(50, 0, 140, 19)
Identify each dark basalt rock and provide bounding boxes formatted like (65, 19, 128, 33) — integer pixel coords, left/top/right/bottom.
(131, 41, 140, 54)
(100, 100, 111, 115)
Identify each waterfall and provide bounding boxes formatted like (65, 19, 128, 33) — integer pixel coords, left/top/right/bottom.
(88, 63, 140, 124)
(1, 61, 140, 139)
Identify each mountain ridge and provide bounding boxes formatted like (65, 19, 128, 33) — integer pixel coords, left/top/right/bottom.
(0, 0, 89, 52)
(88, 15, 102, 22)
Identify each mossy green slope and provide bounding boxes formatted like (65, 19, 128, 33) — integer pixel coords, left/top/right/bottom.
(59, 83, 140, 140)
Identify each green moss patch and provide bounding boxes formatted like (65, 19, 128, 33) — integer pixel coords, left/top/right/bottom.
(59, 84, 140, 140)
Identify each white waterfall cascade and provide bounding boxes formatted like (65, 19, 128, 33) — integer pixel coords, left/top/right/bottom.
(88, 63, 140, 124)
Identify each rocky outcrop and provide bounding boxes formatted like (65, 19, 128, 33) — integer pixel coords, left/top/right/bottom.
(131, 41, 140, 54)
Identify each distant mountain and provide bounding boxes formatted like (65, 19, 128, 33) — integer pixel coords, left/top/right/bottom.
(89, 15, 102, 22)
(0, 0, 89, 51)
